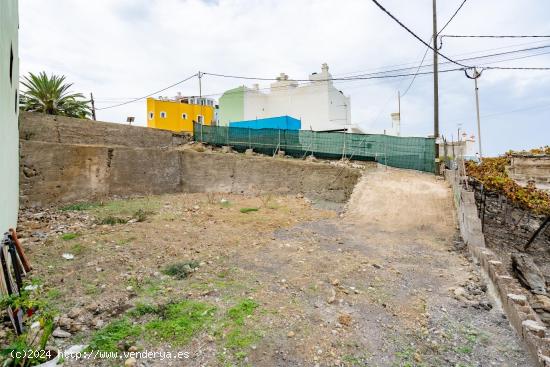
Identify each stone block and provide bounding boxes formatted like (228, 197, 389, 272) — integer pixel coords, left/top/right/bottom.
(523, 320, 547, 338)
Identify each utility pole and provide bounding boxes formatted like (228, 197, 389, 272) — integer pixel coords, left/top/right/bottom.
(432, 0, 440, 174)
(473, 68, 483, 159)
(90, 92, 97, 121)
(198, 71, 203, 125)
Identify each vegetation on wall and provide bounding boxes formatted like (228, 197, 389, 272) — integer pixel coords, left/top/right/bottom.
(20, 72, 91, 119)
(508, 146, 550, 156)
(465, 156, 550, 215)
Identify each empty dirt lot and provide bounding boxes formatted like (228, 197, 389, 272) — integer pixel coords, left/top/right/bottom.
(9, 166, 533, 366)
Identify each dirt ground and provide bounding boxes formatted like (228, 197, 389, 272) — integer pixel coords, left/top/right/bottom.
(4, 166, 534, 366)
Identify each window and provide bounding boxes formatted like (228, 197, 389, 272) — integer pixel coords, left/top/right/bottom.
(182, 113, 188, 120)
(148, 112, 154, 120)
(197, 115, 204, 124)
(160, 111, 167, 118)
(9, 45, 14, 86)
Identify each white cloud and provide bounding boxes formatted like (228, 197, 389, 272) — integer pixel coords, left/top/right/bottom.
(19, 0, 550, 155)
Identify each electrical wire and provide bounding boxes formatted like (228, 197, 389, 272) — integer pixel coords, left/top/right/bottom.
(332, 38, 550, 77)
(202, 68, 463, 83)
(442, 35, 550, 39)
(438, 0, 467, 34)
(369, 1, 550, 72)
(96, 73, 198, 110)
(339, 44, 550, 78)
(402, 0, 468, 97)
(369, 0, 471, 68)
(484, 66, 550, 71)
(93, 42, 550, 104)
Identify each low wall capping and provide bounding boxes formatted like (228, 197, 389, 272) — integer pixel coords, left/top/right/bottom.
(446, 169, 550, 366)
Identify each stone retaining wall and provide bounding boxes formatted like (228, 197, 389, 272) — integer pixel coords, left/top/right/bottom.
(509, 155, 550, 192)
(446, 169, 550, 366)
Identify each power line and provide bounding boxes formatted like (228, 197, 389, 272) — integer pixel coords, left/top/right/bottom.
(438, 0, 467, 34)
(369, 1, 550, 72)
(402, 0, 468, 97)
(357, 44, 550, 78)
(333, 38, 550, 77)
(476, 50, 550, 67)
(443, 103, 550, 126)
(401, 47, 430, 97)
(93, 42, 550, 104)
(96, 47, 550, 104)
(202, 68, 463, 83)
(483, 66, 550, 71)
(442, 35, 550, 39)
(205, 43, 550, 84)
(96, 73, 197, 111)
(369, 0, 470, 68)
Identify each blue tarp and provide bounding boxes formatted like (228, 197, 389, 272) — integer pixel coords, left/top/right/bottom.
(229, 116, 301, 130)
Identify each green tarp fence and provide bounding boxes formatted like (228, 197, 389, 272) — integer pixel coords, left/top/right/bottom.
(193, 123, 435, 173)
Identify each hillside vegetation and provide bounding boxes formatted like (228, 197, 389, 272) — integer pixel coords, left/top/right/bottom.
(466, 156, 550, 215)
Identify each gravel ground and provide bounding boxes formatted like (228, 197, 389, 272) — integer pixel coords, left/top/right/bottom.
(2, 166, 534, 366)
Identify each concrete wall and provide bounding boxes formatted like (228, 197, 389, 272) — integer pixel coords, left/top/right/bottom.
(180, 151, 360, 203)
(0, 0, 19, 231)
(509, 155, 550, 191)
(19, 113, 361, 206)
(20, 112, 178, 148)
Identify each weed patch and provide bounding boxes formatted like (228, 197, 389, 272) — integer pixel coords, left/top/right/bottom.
(227, 299, 259, 326)
(46, 289, 62, 300)
(219, 299, 261, 362)
(71, 243, 85, 255)
(87, 318, 139, 352)
(133, 209, 153, 222)
(240, 207, 259, 214)
(144, 300, 215, 345)
(128, 303, 159, 317)
(61, 233, 79, 241)
(98, 216, 128, 225)
(162, 261, 199, 280)
(61, 202, 101, 211)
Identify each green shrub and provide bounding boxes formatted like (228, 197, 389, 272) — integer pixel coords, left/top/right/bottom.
(239, 207, 259, 214)
(162, 261, 200, 279)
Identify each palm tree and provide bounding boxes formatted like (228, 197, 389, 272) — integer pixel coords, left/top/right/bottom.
(20, 72, 92, 119)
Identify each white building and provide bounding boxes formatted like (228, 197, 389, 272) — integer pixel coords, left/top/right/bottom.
(1, 0, 19, 233)
(219, 63, 354, 132)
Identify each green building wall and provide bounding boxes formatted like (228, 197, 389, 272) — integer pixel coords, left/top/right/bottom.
(218, 86, 244, 126)
(0, 0, 19, 232)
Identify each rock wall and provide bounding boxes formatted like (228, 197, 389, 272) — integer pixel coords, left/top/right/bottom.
(19, 111, 189, 148)
(476, 193, 550, 258)
(509, 155, 550, 192)
(446, 169, 549, 367)
(19, 113, 361, 206)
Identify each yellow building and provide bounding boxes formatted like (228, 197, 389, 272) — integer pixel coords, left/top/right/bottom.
(147, 95, 217, 133)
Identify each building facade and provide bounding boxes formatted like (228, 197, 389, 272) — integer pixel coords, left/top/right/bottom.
(0, 0, 19, 232)
(219, 64, 351, 132)
(147, 95, 216, 133)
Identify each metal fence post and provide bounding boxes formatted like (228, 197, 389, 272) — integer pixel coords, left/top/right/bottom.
(341, 133, 347, 160)
(200, 123, 203, 143)
(384, 139, 388, 170)
(278, 129, 281, 148)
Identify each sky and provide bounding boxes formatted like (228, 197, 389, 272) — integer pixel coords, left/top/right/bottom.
(19, 0, 550, 156)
